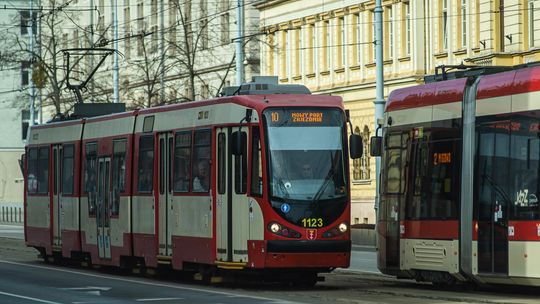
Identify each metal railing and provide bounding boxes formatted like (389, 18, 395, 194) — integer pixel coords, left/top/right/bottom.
(0, 206, 23, 224)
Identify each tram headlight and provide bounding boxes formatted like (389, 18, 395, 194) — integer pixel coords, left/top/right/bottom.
(267, 222, 301, 238)
(270, 223, 281, 233)
(338, 223, 348, 233)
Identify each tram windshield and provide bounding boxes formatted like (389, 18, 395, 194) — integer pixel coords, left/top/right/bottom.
(263, 108, 348, 228)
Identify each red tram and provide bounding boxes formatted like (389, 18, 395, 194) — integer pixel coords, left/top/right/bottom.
(23, 78, 362, 285)
(373, 63, 540, 286)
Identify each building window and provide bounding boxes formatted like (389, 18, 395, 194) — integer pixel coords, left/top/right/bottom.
(21, 61, 30, 86)
(371, 10, 376, 62)
(98, 0, 105, 31)
(151, 0, 158, 26)
(200, 84, 209, 99)
(475, 0, 481, 49)
(267, 32, 275, 75)
(404, 2, 411, 56)
(309, 23, 316, 74)
(200, 0, 208, 49)
(294, 27, 301, 76)
(124, 1, 131, 59)
(325, 20, 331, 71)
(151, 25, 158, 53)
(221, 13, 230, 44)
(386, 5, 393, 59)
(461, 0, 467, 48)
(321, 20, 330, 71)
(353, 126, 371, 181)
(361, 126, 371, 180)
(529, 0, 535, 48)
(338, 17, 346, 68)
(20, 10, 36, 35)
(354, 13, 362, 65)
(137, 2, 144, 56)
(441, 0, 448, 50)
(169, 1, 177, 55)
(280, 30, 287, 77)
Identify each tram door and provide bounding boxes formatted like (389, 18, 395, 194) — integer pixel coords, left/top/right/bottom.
(215, 127, 250, 262)
(476, 131, 509, 274)
(52, 145, 62, 247)
(158, 132, 174, 257)
(96, 157, 112, 259)
(379, 132, 408, 273)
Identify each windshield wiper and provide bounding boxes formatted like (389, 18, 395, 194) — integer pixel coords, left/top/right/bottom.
(313, 169, 335, 202)
(275, 178, 290, 198)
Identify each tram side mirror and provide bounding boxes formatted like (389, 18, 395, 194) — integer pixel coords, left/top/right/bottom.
(232, 131, 247, 156)
(245, 109, 253, 123)
(18, 154, 25, 176)
(349, 134, 363, 159)
(370, 136, 382, 157)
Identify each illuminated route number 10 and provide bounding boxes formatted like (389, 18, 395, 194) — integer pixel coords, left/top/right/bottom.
(302, 218, 323, 228)
(271, 112, 279, 122)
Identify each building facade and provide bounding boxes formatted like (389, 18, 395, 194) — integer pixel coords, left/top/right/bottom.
(256, 0, 540, 224)
(52, 0, 260, 110)
(0, 1, 35, 213)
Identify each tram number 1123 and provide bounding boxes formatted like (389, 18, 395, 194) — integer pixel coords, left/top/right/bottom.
(302, 218, 323, 228)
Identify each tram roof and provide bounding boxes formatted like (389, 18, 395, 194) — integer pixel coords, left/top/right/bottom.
(387, 64, 540, 112)
(30, 93, 343, 131)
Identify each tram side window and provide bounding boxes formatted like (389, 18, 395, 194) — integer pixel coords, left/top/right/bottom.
(61, 145, 74, 195)
(85, 143, 97, 216)
(383, 133, 407, 195)
(111, 139, 127, 216)
(138, 136, 154, 193)
(192, 130, 211, 193)
(173, 132, 191, 192)
(37, 147, 49, 194)
(27, 148, 38, 193)
(508, 119, 540, 220)
(406, 135, 460, 220)
(217, 133, 226, 194)
(250, 127, 262, 196)
(234, 131, 247, 194)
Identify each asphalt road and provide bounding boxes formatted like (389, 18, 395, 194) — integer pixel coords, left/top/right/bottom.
(1, 226, 540, 303)
(0, 259, 301, 304)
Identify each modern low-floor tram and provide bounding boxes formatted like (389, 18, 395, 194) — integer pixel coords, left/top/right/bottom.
(373, 63, 540, 286)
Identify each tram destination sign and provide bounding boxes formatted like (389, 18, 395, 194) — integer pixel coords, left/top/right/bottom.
(265, 108, 342, 127)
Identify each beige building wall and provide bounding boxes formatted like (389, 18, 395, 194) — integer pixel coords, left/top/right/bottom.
(0, 150, 24, 205)
(256, 0, 540, 224)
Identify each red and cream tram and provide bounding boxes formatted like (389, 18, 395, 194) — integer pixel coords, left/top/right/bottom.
(23, 78, 362, 285)
(373, 63, 540, 286)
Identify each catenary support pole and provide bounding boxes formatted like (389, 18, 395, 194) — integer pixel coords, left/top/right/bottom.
(374, 0, 385, 239)
(235, 0, 244, 85)
(112, 0, 119, 103)
(29, 0, 35, 126)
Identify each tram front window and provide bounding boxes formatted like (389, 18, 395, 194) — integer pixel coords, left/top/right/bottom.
(264, 108, 348, 228)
